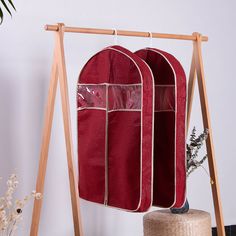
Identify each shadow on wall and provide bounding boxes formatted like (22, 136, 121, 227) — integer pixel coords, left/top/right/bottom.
(0, 69, 47, 181)
(0, 65, 48, 234)
(0, 78, 16, 174)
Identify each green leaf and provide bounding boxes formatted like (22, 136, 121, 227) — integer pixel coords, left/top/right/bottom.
(0, 7, 3, 24)
(7, 0, 15, 10)
(0, 0, 12, 16)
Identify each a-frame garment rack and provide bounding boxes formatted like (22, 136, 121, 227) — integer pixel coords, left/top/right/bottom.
(30, 23, 225, 236)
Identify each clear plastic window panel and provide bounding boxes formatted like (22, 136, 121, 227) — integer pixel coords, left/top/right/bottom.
(77, 84, 141, 111)
(155, 85, 175, 112)
(77, 84, 106, 109)
(108, 85, 141, 111)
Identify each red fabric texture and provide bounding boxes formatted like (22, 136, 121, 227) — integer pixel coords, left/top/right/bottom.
(159, 49, 187, 208)
(109, 46, 154, 211)
(135, 48, 187, 208)
(77, 45, 186, 212)
(107, 111, 141, 210)
(77, 45, 154, 212)
(78, 110, 106, 203)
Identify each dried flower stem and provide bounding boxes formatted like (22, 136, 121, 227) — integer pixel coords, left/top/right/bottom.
(0, 174, 42, 236)
(187, 127, 209, 177)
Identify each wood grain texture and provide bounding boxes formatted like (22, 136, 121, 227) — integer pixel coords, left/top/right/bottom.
(30, 23, 83, 236)
(186, 33, 197, 131)
(56, 23, 83, 236)
(30, 37, 59, 236)
(44, 24, 208, 41)
(194, 33, 225, 236)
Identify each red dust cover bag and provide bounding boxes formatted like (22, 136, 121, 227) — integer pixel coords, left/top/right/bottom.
(135, 48, 187, 208)
(77, 46, 154, 212)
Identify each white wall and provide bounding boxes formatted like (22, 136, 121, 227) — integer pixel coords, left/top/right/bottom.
(0, 0, 235, 235)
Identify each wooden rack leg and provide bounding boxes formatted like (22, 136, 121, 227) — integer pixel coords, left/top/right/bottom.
(30, 24, 83, 236)
(56, 23, 83, 236)
(30, 39, 59, 235)
(194, 33, 225, 236)
(186, 33, 197, 131)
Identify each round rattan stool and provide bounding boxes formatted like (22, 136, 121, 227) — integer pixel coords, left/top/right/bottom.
(143, 209, 211, 236)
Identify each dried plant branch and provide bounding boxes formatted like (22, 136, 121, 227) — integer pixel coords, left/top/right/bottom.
(0, 174, 41, 236)
(186, 127, 209, 177)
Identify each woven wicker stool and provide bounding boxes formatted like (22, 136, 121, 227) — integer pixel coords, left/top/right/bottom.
(143, 209, 211, 236)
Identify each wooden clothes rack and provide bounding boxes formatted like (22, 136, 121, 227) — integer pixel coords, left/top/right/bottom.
(30, 23, 225, 236)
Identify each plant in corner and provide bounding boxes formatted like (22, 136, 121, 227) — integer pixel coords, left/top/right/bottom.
(0, 174, 42, 236)
(170, 127, 209, 214)
(0, 0, 16, 25)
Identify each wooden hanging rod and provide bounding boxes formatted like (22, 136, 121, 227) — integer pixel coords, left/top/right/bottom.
(45, 24, 208, 42)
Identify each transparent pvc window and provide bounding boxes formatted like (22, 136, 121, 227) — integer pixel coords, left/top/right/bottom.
(108, 85, 141, 111)
(77, 84, 142, 112)
(77, 84, 106, 110)
(155, 85, 175, 112)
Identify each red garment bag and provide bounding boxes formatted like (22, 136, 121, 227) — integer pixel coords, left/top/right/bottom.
(77, 46, 154, 212)
(135, 48, 187, 208)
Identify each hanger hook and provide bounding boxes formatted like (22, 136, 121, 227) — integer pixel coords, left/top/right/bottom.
(113, 28, 118, 45)
(149, 31, 153, 48)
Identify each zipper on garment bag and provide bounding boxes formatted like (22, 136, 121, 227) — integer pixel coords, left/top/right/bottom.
(104, 84, 109, 206)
